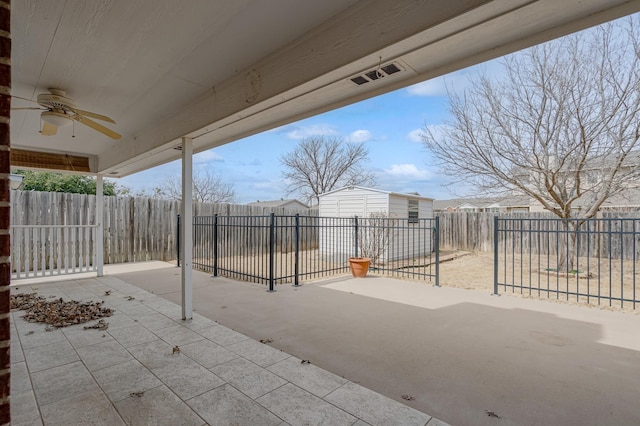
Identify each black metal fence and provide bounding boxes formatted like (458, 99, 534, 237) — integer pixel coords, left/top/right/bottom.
(494, 216, 640, 309)
(180, 214, 439, 289)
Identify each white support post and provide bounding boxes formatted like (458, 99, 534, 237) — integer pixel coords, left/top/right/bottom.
(96, 174, 104, 277)
(181, 137, 194, 320)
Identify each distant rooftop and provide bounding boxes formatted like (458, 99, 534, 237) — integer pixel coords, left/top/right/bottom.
(247, 199, 310, 209)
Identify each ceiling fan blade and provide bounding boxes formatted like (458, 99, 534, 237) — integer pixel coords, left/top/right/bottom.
(72, 108, 116, 124)
(41, 121, 58, 136)
(73, 115, 121, 139)
(11, 107, 46, 110)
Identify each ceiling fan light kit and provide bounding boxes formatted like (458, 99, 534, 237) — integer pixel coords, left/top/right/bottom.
(41, 111, 72, 128)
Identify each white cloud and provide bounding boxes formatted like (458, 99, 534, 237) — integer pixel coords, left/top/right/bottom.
(347, 129, 373, 143)
(384, 164, 432, 180)
(194, 150, 223, 163)
(407, 77, 451, 97)
(406, 59, 505, 97)
(286, 124, 339, 140)
(407, 128, 425, 143)
(422, 124, 450, 143)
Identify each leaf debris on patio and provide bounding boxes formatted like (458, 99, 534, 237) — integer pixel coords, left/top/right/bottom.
(84, 319, 109, 330)
(10, 293, 113, 328)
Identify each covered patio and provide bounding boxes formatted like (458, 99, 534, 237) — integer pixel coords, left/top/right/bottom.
(5, 1, 640, 424)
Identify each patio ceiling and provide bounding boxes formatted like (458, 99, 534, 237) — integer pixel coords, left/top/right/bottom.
(10, 0, 639, 177)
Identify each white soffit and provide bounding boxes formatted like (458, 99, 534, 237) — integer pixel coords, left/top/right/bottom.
(10, 0, 640, 177)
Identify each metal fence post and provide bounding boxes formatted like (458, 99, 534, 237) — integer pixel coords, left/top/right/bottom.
(493, 215, 499, 296)
(268, 212, 275, 292)
(176, 214, 181, 267)
(213, 214, 218, 277)
(354, 215, 359, 258)
(434, 216, 440, 287)
(294, 214, 300, 286)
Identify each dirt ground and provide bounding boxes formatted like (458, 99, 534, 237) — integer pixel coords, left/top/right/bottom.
(189, 247, 639, 313)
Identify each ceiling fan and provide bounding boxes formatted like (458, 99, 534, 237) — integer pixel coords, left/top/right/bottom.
(12, 88, 121, 140)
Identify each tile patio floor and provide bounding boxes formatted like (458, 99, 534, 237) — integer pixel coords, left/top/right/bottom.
(9, 274, 448, 426)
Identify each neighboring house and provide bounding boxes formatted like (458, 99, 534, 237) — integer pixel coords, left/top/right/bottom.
(521, 150, 640, 212)
(318, 186, 434, 263)
(247, 199, 309, 211)
(434, 195, 531, 213)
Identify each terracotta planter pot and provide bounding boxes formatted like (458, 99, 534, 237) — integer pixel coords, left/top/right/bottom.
(349, 257, 371, 278)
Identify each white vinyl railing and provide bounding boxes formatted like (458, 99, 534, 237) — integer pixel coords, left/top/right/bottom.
(10, 225, 98, 280)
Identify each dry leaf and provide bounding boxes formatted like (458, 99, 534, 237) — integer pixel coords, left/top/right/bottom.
(126, 296, 135, 301)
(11, 293, 113, 328)
(172, 345, 180, 354)
(130, 391, 144, 398)
(104, 291, 111, 296)
(402, 394, 415, 401)
(84, 319, 109, 331)
(485, 410, 501, 418)
(259, 338, 273, 344)
(301, 359, 311, 364)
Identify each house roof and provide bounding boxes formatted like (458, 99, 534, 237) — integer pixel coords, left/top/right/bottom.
(247, 199, 309, 209)
(319, 186, 434, 201)
(433, 195, 530, 210)
(10, 1, 637, 177)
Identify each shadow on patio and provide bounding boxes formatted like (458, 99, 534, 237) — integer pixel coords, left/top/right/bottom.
(115, 262, 640, 426)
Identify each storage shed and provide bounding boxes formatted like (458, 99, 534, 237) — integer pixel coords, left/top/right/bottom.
(318, 186, 434, 264)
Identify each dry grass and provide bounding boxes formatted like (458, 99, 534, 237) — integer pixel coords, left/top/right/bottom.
(439, 251, 640, 313)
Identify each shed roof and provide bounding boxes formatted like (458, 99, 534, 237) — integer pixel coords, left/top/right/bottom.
(319, 186, 434, 201)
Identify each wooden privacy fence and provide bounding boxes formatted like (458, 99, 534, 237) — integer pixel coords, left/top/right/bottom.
(10, 190, 318, 274)
(437, 211, 640, 258)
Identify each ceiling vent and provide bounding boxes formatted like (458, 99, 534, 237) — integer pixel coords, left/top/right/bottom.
(349, 62, 403, 86)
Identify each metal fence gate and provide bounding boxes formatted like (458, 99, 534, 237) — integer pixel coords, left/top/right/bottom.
(494, 216, 640, 309)
(181, 214, 439, 289)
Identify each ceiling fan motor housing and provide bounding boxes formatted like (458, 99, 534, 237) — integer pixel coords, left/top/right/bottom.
(37, 91, 76, 113)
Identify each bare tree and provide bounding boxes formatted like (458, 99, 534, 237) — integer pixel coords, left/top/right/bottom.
(423, 17, 640, 269)
(280, 136, 376, 204)
(157, 170, 235, 203)
(358, 212, 395, 266)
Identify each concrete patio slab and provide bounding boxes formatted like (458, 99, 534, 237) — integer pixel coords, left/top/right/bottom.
(151, 356, 225, 400)
(40, 387, 125, 426)
(114, 385, 205, 426)
(177, 339, 238, 369)
(210, 357, 288, 399)
(186, 384, 282, 426)
(266, 356, 348, 398)
(256, 383, 357, 426)
(325, 382, 431, 426)
(9, 269, 442, 425)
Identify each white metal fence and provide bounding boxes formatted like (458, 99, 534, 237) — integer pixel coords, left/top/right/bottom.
(10, 224, 98, 280)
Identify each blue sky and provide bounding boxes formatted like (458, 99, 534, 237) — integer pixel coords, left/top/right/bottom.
(118, 60, 503, 203)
